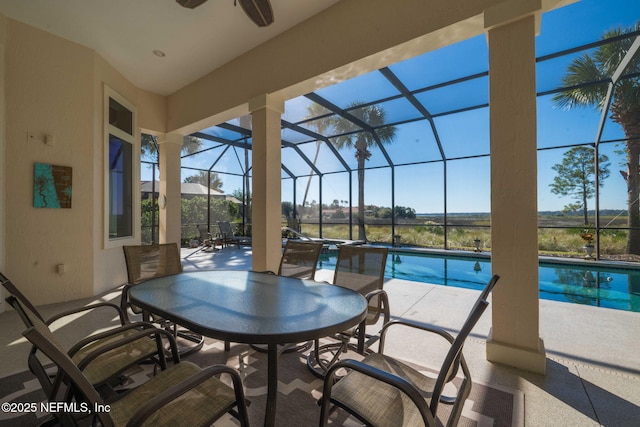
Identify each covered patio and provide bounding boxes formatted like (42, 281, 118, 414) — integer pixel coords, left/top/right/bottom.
(1, 0, 640, 425)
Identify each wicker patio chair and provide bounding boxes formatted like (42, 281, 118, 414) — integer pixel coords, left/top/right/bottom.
(0, 272, 162, 397)
(120, 243, 205, 356)
(21, 321, 250, 427)
(217, 221, 252, 248)
(318, 274, 500, 427)
(307, 245, 390, 377)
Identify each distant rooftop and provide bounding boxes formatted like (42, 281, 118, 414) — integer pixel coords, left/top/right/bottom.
(141, 181, 241, 204)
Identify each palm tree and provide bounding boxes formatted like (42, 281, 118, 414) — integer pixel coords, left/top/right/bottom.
(141, 134, 203, 161)
(302, 102, 333, 216)
(553, 23, 640, 254)
(326, 102, 396, 240)
(183, 171, 223, 191)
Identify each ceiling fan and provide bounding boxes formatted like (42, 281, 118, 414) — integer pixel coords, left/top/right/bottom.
(176, 0, 274, 27)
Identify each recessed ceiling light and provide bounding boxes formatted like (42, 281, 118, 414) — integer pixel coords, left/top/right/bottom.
(153, 50, 166, 57)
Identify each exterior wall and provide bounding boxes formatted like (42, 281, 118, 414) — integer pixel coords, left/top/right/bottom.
(2, 19, 167, 305)
(4, 20, 95, 305)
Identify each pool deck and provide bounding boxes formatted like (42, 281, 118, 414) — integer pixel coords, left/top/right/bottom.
(1, 246, 639, 426)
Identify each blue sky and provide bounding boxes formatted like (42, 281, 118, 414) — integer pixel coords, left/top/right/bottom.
(150, 0, 640, 214)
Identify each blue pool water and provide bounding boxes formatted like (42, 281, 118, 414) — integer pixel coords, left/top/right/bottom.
(318, 250, 640, 313)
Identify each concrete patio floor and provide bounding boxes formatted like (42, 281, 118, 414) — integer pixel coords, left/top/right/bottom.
(1, 246, 639, 426)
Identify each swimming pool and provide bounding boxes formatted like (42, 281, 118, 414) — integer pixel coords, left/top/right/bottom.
(318, 250, 640, 313)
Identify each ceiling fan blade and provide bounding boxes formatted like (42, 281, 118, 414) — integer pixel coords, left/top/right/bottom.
(237, 0, 274, 27)
(176, 0, 208, 9)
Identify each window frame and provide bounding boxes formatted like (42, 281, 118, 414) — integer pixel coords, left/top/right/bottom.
(103, 85, 139, 249)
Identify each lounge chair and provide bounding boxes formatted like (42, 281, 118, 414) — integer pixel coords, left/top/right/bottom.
(196, 224, 220, 252)
(217, 221, 252, 247)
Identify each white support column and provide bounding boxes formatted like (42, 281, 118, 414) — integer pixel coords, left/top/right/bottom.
(249, 94, 284, 273)
(157, 133, 183, 245)
(0, 30, 5, 313)
(485, 0, 546, 374)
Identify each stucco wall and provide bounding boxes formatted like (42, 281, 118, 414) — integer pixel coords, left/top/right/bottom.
(3, 20, 167, 305)
(5, 20, 95, 304)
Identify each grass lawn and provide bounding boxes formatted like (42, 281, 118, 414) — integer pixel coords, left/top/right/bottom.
(296, 213, 634, 261)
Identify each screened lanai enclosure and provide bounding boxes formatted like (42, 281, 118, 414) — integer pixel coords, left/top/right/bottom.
(141, 0, 640, 263)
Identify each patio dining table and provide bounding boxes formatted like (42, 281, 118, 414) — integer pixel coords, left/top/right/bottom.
(129, 269, 368, 427)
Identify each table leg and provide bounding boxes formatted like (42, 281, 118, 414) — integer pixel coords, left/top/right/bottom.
(264, 343, 278, 427)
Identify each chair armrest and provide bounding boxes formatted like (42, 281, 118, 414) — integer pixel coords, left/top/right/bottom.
(66, 321, 156, 357)
(379, 319, 455, 353)
(380, 319, 470, 390)
(364, 289, 391, 324)
(353, 289, 390, 353)
(121, 283, 148, 322)
(74, 326, 180, 372)
(127, 364, 247, 427)
(46, 302, 127, 327)
(382, 319, 456, 341)
(320, 358, 436, 427)
(121, 283, 133, 316)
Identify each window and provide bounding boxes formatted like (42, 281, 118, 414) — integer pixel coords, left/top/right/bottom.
(108, 135, 132, 238)
(104, 86, 137, 247)
(109, 97, 133, 134)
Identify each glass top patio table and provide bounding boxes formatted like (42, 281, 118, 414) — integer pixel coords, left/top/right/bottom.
(129, 270, 368, 427)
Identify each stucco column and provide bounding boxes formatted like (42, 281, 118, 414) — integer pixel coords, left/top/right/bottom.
(0, 21, 5, 313)
(485, 0, 546, 374)
(249, 94, 284, 272)
(157, 133, 183, 245)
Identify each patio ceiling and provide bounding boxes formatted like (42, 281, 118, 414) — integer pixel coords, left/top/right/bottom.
(0, 0, 340, 95)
